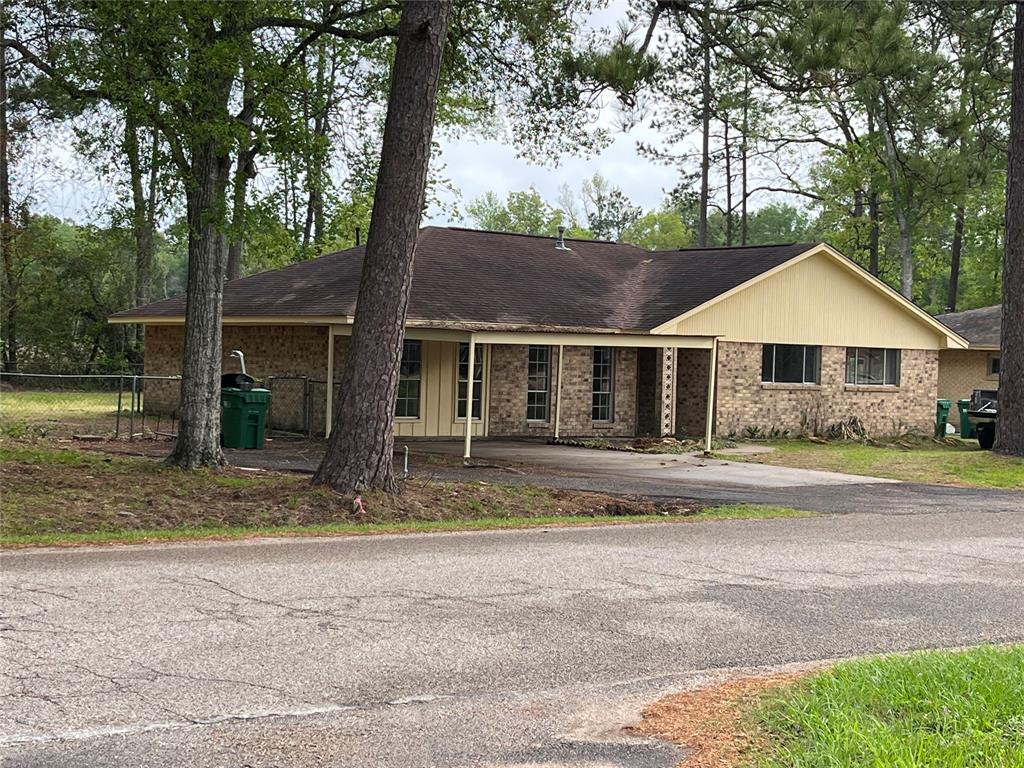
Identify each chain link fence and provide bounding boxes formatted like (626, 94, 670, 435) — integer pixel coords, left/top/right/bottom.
(1, 371, 330, 440)
(0, 372, 183, 439)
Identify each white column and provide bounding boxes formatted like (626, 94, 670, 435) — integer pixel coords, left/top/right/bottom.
(660, 347, 676, 437)
(463, 334, 476, 460)
(325, 326, 335, 438)
(704, 339, 718, 454)
(553, 345, 564, 439)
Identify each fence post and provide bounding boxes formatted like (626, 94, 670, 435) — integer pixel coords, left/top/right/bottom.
(116, 375, 123, 439)
(304, 377, 311, 439)
(129, 376, 137, 441)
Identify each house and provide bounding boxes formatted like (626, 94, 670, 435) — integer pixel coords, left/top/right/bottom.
(111, 227, 967, 453)
(934, 305, 1001, 429)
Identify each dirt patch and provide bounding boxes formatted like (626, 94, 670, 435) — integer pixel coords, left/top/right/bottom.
(632, 673, 807, 767)
(1, 441, 704, 539)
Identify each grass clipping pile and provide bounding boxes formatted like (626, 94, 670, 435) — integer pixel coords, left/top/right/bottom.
(1, 444, 702, 538)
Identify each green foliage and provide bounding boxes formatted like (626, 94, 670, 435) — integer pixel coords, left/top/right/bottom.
(620, 208, 693, 250)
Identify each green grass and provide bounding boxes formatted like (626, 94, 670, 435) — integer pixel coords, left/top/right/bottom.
(751, 646, 1024, 767)
(714, 439, 1024, 489)
(0, 504, 810, 548)
(0, 390, 122, 418)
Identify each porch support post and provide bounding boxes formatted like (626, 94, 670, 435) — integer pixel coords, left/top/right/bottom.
(463, 334, 476, 460)
(554, 344, 564, 439)
(659, 347, 676, 437)
(703, 338, 718, 454)
(325, 325, 335, 438)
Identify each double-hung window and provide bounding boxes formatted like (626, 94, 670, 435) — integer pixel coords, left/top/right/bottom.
(845, 347, 901, 386)
(395, 340, 422, 418)
(592, 347, 614, 421)
(761, 344, 821, 384)
(457, 342, 483, 419)
(526, 345, 551, 421)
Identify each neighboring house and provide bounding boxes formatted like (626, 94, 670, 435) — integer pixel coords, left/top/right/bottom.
(111, 227, 966, 452)
(934, 305, 1001, 430)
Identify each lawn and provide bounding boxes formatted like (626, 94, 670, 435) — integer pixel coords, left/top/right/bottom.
(753, 646, 1024, 767)
(0, 443, 809, 547)
(637, 645, 1024, 767)
(715, 439, 1024, 489)
(0, 389, 125, 436)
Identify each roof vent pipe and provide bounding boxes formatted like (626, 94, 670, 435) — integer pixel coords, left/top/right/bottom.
(555, 225, 568, 250)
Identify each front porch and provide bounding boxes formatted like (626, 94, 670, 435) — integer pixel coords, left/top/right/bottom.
(324, 326, 719, 458)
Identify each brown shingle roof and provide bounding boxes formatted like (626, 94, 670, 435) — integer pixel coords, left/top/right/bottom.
(112, 227, 817, 331)
(935, 305, 1001, 347)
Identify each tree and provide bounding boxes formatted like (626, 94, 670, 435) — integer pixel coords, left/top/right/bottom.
(314, 1, 451, 493)
(464, 189, 566, 236)
(620, 207, 692, 250)
(995, 0, 1023, 457)
(581, 173, 641, 240)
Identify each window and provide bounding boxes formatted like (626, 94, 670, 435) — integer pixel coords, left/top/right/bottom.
(845, 348, 901, 386)
(395, 340, 421, 418)
(457, 342, 483, 419)
(526, 345, 550, 421)
(592, 347, 614, 421)
(761, 344, 821, 384)
(989, 356, 1001, 377)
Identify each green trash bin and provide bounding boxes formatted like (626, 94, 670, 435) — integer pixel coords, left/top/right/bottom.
(957, 399, 976, 439)
(934, 399, 951, 438)
(221, 387, 271, 449)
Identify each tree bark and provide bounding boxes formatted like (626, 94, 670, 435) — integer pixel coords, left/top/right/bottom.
(996, 0, 1024, 457)
(697, 6, 711, 247)
(123, 110, 157, 357)
(946, 205, 964, 312)
(0, 19, 16, 372)
(723, 117, 732, 246)
(167, 140, 232, 468)
(876, 106, 913, 297)
(868, 191, 880, 276)
(314, 0, 451, 493)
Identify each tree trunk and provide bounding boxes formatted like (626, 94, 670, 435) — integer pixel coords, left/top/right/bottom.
(868, 191, 880, 276)
(723, 117, 732, 246)
(314, 0, 451, 493)
(947, 205, 964, 312)
(123, 110, 156, 357)
(167, 141, 232, 468)
(226, 145, 253, 282)
(697, 8, 711, 248)
(0, 19, 16, 373)
(877, 108, 912, 297)
(740, 79, 748, 246)
(996, 0, 1024, 457)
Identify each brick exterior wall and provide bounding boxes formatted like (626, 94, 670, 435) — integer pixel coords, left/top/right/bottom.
(143, 324, 332, 430)
(937, 349, 999, 430)
(713, 342, 938, 437)
(675, 347, 711, 437)
(488, 344, 637, 437)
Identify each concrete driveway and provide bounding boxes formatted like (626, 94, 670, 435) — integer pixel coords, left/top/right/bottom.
(420, 439, 893, 488)
(3, 509, 1023, 766)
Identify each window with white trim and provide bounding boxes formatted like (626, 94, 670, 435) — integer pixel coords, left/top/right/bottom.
(761, 344, 821, 384)
(457, 342, 483, 419)
(592, 347, 614, 421)
(526, 345, 550, 421)
(395, 340, 421, 418)
(845, 347, 901, 386)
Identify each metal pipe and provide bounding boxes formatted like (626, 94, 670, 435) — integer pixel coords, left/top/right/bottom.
(229, 350, 246, 375)
(129, 376, 137, 441)
(325, 326, 335, 438)
(403, 445, 409, 478)
(115, 376, 123, 438)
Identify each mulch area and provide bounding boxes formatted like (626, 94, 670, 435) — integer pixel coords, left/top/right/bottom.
(631, 673, 808, 768)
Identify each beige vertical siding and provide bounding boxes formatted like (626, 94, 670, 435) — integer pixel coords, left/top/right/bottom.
(664, 251, 949, 350)
(937, 349, 999, 429)
(393, 340, 488, 439)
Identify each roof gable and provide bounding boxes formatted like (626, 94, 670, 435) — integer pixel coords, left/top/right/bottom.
(656, 245, 967, 350)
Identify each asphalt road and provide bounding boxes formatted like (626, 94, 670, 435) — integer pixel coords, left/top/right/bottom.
(3, 507, 1023, 767)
